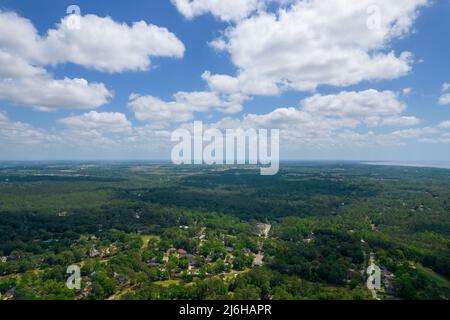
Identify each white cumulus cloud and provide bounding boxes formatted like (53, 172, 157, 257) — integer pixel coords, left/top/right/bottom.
(301, 90, 407, 127)
(438, 121, 450, 129)
(439, 94, 450, 105)
(43, 14, 185, 73)
(204, 0, 428, 95)
(0, 111, 57, 146)
(0, 10, 184, 110)
(59, 111, 132, 133)
(439, 83, 450, 105)
(382, 116, 420, 127)
(129, 91, 245, 128)
(171, 0, 261, 21)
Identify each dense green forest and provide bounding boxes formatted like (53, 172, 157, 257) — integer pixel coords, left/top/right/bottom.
(0, 162, 449, 300)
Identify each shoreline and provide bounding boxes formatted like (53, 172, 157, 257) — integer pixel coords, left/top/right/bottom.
(363, 161, 450, 170)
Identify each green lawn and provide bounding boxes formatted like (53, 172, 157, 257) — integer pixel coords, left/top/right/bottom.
(152, 279, 181, 287)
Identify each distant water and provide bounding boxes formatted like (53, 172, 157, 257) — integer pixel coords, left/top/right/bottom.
(363, 161, 450, 170)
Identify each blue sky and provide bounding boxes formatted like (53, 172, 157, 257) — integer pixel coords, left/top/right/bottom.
(0, 0, 449, 161)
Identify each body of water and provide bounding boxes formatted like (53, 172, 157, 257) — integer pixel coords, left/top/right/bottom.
(364, 161, 450, 170)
